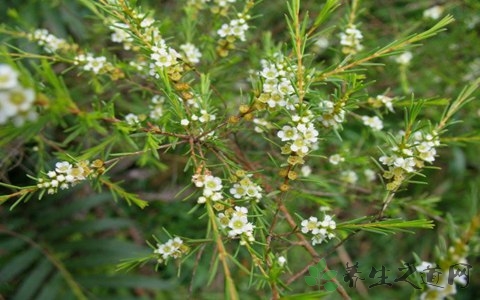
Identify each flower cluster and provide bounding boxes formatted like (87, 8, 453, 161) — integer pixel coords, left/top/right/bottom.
(192, 173, 224, 204)
(252, 117, 273, 133)
(217, 16, 249, 42)
(301, 215, 336, 245)
(216, 14, 250, 56)
(361, 115, 383, 131)
(416, 260, 469, 300)
(153, 237, 189, 264)
(180, 43, 202, 64)
(36, 160, 105, 195)
(256, 54, 297, 110)
(74, 53, 111, 74)
(110, 22, 135, 50)
(29, 28, 70, 53)
(149, 95, 165, 121)
(109, 9, 159, 49)
(229, 170, 262, 202)
(368, 94, 395, 112)
(125, 113, 140, 126)
(188, 0, 236, 14)
(0, 64, 38, 126)
(191, 109, 217, 123)
(278, 111, 319, 160)
(217, 206, 255, 245)
(379, 130, 440, 191)
(339, 24, 364, 54)
(318, 99, 346, 128)
(150, 40, 181, 69)
(148, 40, 184, 80)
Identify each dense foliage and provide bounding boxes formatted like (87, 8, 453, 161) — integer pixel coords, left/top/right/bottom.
(1, 1, 479, 299)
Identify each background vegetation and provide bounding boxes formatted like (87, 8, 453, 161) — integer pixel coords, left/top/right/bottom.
(1, 0, 479, 299)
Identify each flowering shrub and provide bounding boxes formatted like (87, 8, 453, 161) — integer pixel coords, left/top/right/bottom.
(1, 0, 479, 299)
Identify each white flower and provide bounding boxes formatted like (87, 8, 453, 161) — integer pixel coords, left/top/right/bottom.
(230, 183, 246, 199)
(181, 119, 190, 126)
(278, 256, 287, 267)
(217, 17, 249, 41)
(110, 22, 133, 49)
(11, 109, 38, 127)
(0, 87, 35, 116)
(341, 170, 358, 184)
(302, 215, 336, 245)
(320, 215, 336, 229)
(301, 217, 320, 234)
(0, 64, 19, 89)
(393, 157, 416, 173)
(364, 169, 376, 182)
(260, 66, 279, 80)
(329, 154, 344, 165)
(423, 6, 444, 20)
(180, 43, 202, 64)
(203, 175, 223, 193)
(125, 113, 139, 125)
(140, 17, 155, 28)
(31, 29, 68, 53)
(376, 95, 394, 112)
(277, 125, 298, 141)
(339, 25, 363, 53)
(290, 137, 309, 153)
(55, 161, 72, 174)
(0, 92, 17, 123)
(361, 115, 383, 131)
(300, 165, 312, 177)
(395, 51, 413, 65)
(151, 43, 180, 68)
(75, 53, 109, 74)
(314, 37, 329, 50)
(198, 109, 216, 123)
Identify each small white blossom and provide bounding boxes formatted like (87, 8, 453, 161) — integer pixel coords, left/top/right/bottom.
(31, 29, 68, 53)
(277, 125, 298, 142)
(125, 113, 140, 126)
(154, 237, 187, 262)
(329, 154, 344, 165)
(395, 51, 413, 65)
(75, 53, 109, 74)
(278, 256, 287, 267)
(340, 170, 358, 184)
(217, 17, 249, 41)
(300, 165, 312, 177)
(110, 22, 134, 50)
(301, 215, 336, 245)
(180, 43, 202, 64)
(0, 64, 19, 89)
(423, 6, 444, 20)
(339, 25, 363, 53)
(364, 169, 376, 182)
(361, 115, 383, 131)
(376, 95, 394, 112)
(151, 42, 180, 68)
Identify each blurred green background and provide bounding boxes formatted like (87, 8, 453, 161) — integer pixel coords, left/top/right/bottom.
(1, 0, 479, 299)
